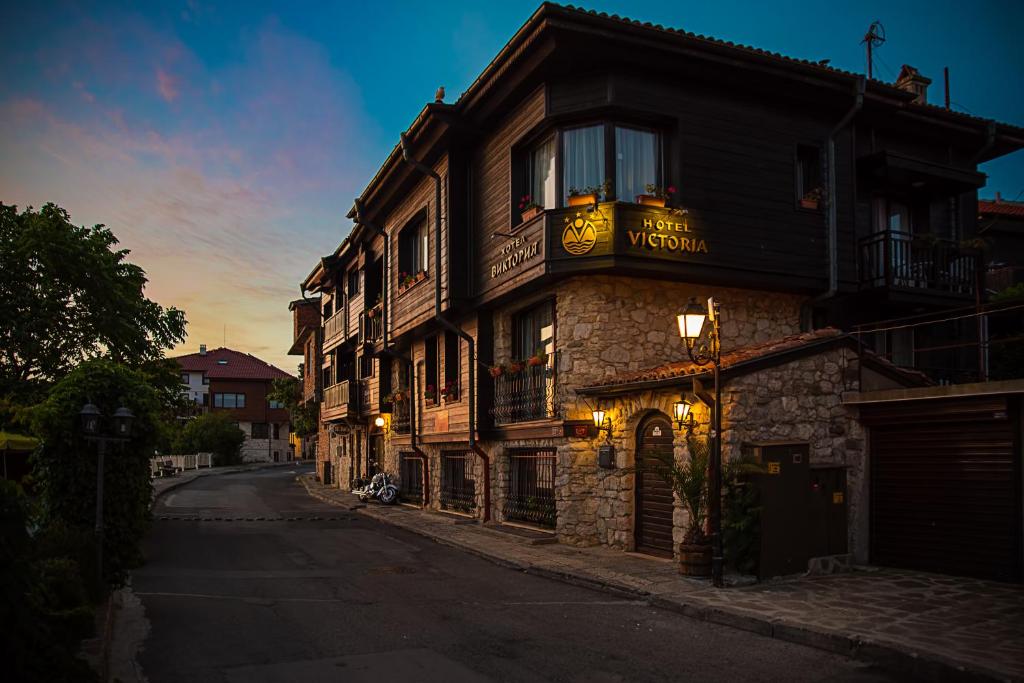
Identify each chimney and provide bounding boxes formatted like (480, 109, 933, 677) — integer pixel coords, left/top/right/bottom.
(199, 344, 207, 355)
(896, 65, 931, 105)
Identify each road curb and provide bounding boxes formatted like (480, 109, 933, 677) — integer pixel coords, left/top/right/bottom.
(296, 474, 1010, 682)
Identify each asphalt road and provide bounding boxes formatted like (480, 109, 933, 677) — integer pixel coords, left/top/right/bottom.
(132, 466, 899, 682)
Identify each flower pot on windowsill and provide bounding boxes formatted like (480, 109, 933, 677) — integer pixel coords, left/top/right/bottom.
(799, 198, 820, 210)
(636, 194, 666, 207)
(678, 542, 712, 577)
(520, 206, 542, 223)
(568, 193, 598, 207)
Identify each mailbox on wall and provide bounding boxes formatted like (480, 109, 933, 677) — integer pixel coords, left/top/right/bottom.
(598, 445, 616, 469)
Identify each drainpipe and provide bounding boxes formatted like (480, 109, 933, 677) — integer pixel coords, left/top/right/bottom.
(352, 197, 388, 351)
(410, 357, 429, 505)
(803, 77, 865, 330)
(400, 131, 490, 522)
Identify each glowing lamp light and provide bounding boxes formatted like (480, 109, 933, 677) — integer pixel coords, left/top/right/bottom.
(677, 298, 708, 341)
(374, 416, 386, 428)
(591, 409, 606, 428)
(672, 398, 691, 425)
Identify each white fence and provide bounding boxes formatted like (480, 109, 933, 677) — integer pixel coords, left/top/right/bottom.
(150, 452, 213, 477)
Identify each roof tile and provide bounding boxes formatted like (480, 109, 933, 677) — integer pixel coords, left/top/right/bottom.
(172, 347, 294, 381)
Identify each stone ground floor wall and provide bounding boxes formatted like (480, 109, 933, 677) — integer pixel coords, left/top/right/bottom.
(240, 437, 292, 463)
(375, 345, 867, 570)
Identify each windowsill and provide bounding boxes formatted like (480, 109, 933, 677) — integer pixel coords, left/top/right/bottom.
(397, 272, 429, 297)
(512, 210, 546, 233)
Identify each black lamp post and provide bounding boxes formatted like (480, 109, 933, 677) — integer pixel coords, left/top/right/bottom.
(676, 296, 724, 588)
(79, 401, 134, 585)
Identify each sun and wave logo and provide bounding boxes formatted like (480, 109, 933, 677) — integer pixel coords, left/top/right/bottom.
(561, 214, 597, 256)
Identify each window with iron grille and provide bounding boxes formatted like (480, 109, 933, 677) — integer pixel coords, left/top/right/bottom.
(503, 449, 556, 528)
(399, 452, 424, 505)
(440, 451, 475, 513)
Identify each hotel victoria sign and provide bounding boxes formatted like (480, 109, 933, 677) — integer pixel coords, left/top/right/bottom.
(490, 233, 541, 278)
(553, 203, 710, 261)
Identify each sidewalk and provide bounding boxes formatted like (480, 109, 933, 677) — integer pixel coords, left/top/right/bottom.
(300, 473, 1024, 682)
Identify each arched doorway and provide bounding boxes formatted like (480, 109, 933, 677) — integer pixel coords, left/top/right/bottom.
(635, 413, 675, 557)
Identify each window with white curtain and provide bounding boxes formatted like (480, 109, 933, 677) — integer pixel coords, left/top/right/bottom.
(530, 137, 556, 209)
(562, 125, 605, 203)
(615, 126, 659, 202)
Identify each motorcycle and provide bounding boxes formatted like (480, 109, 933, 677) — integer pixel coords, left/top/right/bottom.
(354, 471, 399, 505)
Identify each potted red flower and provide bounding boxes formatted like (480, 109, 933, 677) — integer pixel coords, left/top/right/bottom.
(424, 384, 437, 403)
(519, 194, 542, 222)
(489, 364, 505, 378)
(800, 187, 823, 210)
(567, 179, 611, 207)
(441, 380, 459, 402)
(506, 360, 524, 375)
(636, 183, 676, 207)
(527, 349, 548, 367)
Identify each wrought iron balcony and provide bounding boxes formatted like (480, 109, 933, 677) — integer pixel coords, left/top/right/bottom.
(858, 231, 978, 294)
(492, 357, 557, 425)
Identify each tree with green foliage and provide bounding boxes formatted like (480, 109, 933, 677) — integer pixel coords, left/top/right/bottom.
(174, 412, 246, 466)
(30, 359, 163, 587)
(0, 202, 187, 410)
(268, 376, 318, 437)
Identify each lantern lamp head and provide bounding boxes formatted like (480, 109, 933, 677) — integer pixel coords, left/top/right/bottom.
(677, 297, 708, 342)
(374, 416, 386, 428)
(591, 408, 612, 440)
(111, 405, 135, 438)
(672, 396, 698, 434)
(80, 402, 101, 436)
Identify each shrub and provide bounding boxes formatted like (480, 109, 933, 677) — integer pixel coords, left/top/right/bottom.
(174, 412, 245, 466)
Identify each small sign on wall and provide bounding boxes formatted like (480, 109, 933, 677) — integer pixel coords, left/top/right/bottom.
(652, 426, 662, 436)
(563, 420, 597, 438)
(833, 491, 844, 504)
(767, 462, 781, 475)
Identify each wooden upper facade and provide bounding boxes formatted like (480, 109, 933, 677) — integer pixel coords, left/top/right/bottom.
(301, 3, 1023, 430)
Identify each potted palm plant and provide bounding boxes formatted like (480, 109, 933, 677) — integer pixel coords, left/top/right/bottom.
(647, 436, 711, 577)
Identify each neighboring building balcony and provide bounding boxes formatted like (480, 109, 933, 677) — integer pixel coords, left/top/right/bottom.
(359, 303, 383, 345)
(323, 310, 347, 349)
(322, 380, 356, 420)
(858, 231, 978, 296)
(492, 357, 557, 426)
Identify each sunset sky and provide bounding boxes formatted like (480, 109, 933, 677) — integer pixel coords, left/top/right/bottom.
(2, 0, 1021, 374)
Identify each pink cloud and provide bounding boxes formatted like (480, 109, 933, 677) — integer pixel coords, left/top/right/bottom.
(156, 69, 180, 102)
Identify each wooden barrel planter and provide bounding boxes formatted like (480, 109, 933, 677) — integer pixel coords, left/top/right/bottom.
(678, 543, 712, 577)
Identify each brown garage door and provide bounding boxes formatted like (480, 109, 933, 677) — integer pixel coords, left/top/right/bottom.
(866, 397, 1021, 582)
(635, 415, 675, 558)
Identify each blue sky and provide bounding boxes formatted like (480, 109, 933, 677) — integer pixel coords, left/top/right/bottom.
(1, 1, 1021, 371)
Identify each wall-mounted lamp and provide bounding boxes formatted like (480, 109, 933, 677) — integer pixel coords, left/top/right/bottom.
(591, 408, 612, 440)
(374, 416, 386, 428)
(672, 395, 703, 436)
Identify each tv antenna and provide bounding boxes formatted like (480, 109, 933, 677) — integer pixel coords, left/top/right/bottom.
(862, 21, 886, 80)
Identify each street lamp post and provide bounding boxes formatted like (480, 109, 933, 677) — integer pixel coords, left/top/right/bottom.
(80, 402, 134, 585)
(676, 297, 724, 588)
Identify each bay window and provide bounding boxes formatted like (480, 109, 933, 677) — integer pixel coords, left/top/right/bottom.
(519, 122, 664, 214)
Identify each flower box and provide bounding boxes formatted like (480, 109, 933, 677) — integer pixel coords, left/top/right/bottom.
(568, 193, 598, 207)
(636, 194, 666, 207)
(799, 198, 820, 210)
(520, 206, 542, 222)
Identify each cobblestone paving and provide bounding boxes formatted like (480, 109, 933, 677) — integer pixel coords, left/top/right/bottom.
(301, 474, 1024, 681)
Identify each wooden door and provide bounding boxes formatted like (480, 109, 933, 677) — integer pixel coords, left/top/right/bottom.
(758, 444, 811, 579)
(635, 415, 675, 557)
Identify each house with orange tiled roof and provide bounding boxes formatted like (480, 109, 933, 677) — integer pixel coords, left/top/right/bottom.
(172, 345, 295, 463)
